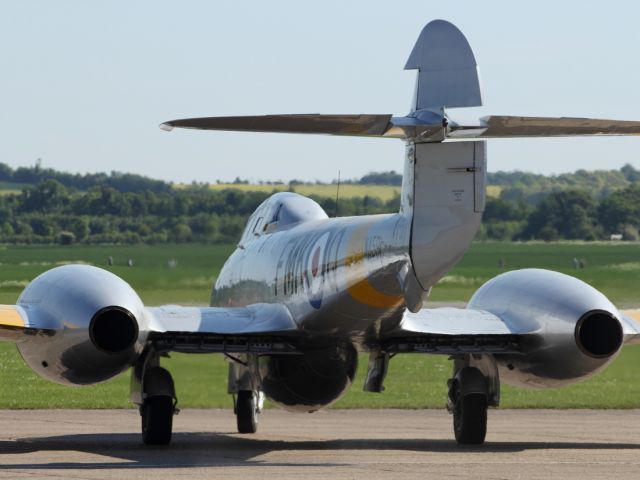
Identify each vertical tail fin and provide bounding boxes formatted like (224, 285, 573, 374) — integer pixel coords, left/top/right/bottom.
(400, 21, 486, 298)
(402, 142, 486, 292)
(405, 19, 482, 111)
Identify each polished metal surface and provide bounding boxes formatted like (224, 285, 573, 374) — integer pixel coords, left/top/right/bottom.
(407, 141, 486, 289)
(468, 269, 623, 388)
(16, 265, 148, 386)
(212, 196, 408, 340)
(148, 303, 296, 335)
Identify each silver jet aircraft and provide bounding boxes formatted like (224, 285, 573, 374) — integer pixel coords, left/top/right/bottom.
(2, 20, 640, 445)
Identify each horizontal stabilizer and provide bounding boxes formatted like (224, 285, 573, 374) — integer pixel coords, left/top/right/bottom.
(160, 114, 392, 137)
(449, 116, 640, 139)
(162, 112, 640, 143)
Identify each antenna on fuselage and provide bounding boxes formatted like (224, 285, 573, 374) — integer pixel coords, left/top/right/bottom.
(334, 170, 341, 218)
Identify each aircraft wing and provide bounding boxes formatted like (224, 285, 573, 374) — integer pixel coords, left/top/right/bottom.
(619, 309, 640, 345)
(0, 301, 301, 354)
(383, 308, 529, 354)
(0, 305, 36, 342)
(383, 307, 640, 354)
(145, 303, 300, 354)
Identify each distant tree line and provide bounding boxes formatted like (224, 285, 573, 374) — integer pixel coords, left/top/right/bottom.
(487, 164, 640, 205)
(352, 171, 403, 186)
(0, 162, 172, 193)
(480, 185, 640, 241)
(0, 180, 401, 245)
(0, 163, 639, 244)
(2, 179, 640, 244)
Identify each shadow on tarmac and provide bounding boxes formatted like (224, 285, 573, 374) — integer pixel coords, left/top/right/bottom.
(0, 432, 639, 470)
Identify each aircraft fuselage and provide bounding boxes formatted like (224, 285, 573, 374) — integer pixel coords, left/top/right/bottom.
(212, 193, 410, 348)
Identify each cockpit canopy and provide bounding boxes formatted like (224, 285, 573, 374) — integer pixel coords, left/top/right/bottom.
(240, 192, 328, 243)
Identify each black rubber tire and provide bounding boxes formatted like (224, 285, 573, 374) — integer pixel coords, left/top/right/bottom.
(453, 392, 487, 445)
(236, 390, 258, 434)
(141, 396, 174, 445)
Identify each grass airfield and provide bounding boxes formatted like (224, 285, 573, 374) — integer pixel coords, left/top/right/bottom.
(0, 241, 639, 409)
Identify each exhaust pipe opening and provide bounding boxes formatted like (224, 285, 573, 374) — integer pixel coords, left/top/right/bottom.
(90, 306, 138, 354)
(575, 310, 623, 358)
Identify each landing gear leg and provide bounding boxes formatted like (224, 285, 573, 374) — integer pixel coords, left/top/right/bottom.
(235, 390, 263, 434)
(447, 355, 498, 446)
(131, 350, 178, 445)
(228, 355, 262, 434)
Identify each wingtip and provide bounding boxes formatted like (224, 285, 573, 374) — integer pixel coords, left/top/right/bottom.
(159, 122, 174, 132)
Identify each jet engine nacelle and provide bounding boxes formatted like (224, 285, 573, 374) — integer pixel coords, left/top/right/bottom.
(16, 265, 147, 386)
(468, 269, 623, 388)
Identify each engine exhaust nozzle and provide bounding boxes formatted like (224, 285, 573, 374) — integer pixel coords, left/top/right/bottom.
(89, 306, 139, 354)
(575, 310, 623, 359)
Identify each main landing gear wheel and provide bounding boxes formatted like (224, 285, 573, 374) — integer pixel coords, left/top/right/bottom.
(452, 390, 487, 445)
(141, 395, 174, 445)
(236, 390, 260, 434)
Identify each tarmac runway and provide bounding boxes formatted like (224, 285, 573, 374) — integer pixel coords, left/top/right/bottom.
(0, 409, 640, 479)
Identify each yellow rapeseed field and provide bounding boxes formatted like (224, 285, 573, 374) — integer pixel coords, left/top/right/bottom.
(178, 183, 401, 201)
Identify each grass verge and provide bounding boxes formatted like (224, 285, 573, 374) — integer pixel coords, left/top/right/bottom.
(0, 242, 639, 408)
(2, 344, 639, 409)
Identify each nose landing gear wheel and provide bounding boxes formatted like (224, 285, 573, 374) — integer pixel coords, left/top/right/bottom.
(141, 395, 175, 445)
(236, 390, 260, 434)
(453, 392, 487, 445)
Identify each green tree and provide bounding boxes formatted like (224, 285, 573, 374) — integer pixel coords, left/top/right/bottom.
(58, 231, 76, 245)
(20, 180, 69, 213)
(523, 190, 596, 240)
(598, 185, 640, 234)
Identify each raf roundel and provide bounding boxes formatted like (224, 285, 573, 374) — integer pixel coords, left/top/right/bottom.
(306, 232, 330, 309)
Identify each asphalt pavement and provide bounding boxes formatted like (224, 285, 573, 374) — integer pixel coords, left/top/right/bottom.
(0, 409, 639, 479)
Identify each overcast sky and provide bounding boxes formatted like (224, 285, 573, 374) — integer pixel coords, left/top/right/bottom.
(2, 0, 640, 183)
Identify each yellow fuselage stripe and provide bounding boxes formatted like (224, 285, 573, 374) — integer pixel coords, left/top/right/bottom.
(345, 223, 403, 309)
(0, 305, 24, 328)
(348, 278, 404, 309)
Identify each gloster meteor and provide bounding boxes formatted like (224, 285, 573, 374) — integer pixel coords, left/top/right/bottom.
(3, 20, 640, 445)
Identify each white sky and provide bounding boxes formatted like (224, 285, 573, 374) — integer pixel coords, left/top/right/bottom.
(2, 0, 640, 183)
